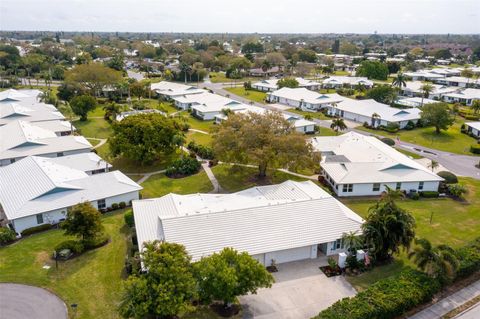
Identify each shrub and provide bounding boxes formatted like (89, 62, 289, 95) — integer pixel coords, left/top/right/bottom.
(119, 201, 127, 209)
(314, 268, 441, 319)
(410, 192, 420, 200)
(21, 224, 52, 236)
(55, 240, 85, 254)
(381, 137, 395, 146)
(419, 191, 439, 198)
(447, 183, 468, 199)
(83, 233, 109, 250)
(470, 145, 480, 154)
(0, 227, 16, 245)
(187, 141, 214, 160)
(345, 255, 363, 270)
(383, 122, 400, 133)
(111, 203, 119, 210)
(455, 238, 480, 279)
(124, 210, 135, 227)
(405, 121, 415, 130)
(437, 171, 458, 184)
(165, 157, 201, 177)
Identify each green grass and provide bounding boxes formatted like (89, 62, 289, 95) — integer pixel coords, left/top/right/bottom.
(140, 170, 213, 198)
(287, 108, 329, 120)
(182, 113, 216, 132)
(86, 138, 101, 146)
(341, 177, 480, 290)
(394, 148, 423, 159)
(315, 127, 338, 136)
(0, 211, 130, 319)
(224, 87, 266, 104)
(208, 72, 257, 84)
(356, 120, 478, 155)
(211, 164, 309, 193)
(186, 131, 212, 146)
(88, 105, 106, 117)
(73, 118, 112, 139)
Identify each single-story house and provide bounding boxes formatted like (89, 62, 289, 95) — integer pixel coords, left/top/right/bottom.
(248, 66, 281, 77)
(434, 76, 480, 89)
(0, 102, 65, 126)
(0, 120, 92, 166)
(395, 97, 441, 108)
(441, 88, 480, 106)
(325, 97, 421, 129)
(404, 71, 445, 81)
(30, 120, 75, 136)
(132, 180, 363, 265)
(430, 68, 460, 76)
(267, 87, 344, 112)
(115, 109, 165, 121)
(0, 89, 42, 104)
(252, 77, 321, 92)
(401, 81, 457, 99)
(0, 155, 142, 234)
(151, 81, 206, 100)
(465, 122, 480, 138)
(310, 132, 443, 197)
(46, 152, 112, 175)
(321, 76, 373, 89)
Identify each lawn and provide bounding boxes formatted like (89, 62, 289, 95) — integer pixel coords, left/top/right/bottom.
(86, 138, 101, 147)
(224, 87, 267, 104)
(87, 105, 106, 117)
(211, 164, 309, 193)
(140, 170, 213, 198)
(287, 108, 329, 120)
(394, 147, 423, 159)
(208, 72, 257, 84)
(356, 120, 478, 156)
(0, 210, 130, 319)
(341, 177, 480, 290)
(315, 127, 338, 136)
(186, 131, 212, 146)
(182, 113, 216, 132)
(73, 118, 112, 139)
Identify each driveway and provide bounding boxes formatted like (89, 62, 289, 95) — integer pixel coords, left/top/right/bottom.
(0, 283, 67, 319)
(240, 258, 356, 319)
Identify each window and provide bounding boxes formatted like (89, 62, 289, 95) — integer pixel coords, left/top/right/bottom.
(97, 199, 106, 210)
(419, 182, 424, 190)
(342, 184, 353, 192)
(396, 182, 402, 190)
(335, 239, 344, 250)
(56, 152, 64, 157)
(36, 213, 44, 224)
(373, 183, 381, 191)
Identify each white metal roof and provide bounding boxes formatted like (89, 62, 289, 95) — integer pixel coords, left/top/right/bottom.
(133, 180, 363, 261)
(0, 156, 142, 220)
(442, 88, 480, 100)
(151, 81, 205, 97)
(402, 81, 458, 95)
(466, 122, 480, 131)
(0, 102, 64, 125)
(322, 76, 373, 87)
(396, 97, 440, 107)
(310, 132, 443, 184)
(28, 120, 75, 134)
(47, 152, 112, 172)
(269, 87, 344, 106)
(176, 92, 250, 113)
(253, 77, 321, 90)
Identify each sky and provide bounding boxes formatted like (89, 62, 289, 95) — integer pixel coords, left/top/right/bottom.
(0, 0, 479, 34)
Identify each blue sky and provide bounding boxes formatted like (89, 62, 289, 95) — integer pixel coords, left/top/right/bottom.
(0, 0, 479, 33)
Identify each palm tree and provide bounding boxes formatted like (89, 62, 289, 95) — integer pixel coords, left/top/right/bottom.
(180, 63, 192, 84)
(392, 72, 407, 90)
(330, 117, 347, 134)
(472, 100, 480, 114)
(341, 231, 363, 255)
(408, 238, 459, 281)
(428, 160, 439, 172)
(103, 103, 122, 122)
(261, 60, 271, 79)
(420, 83, 434, 107)
(371, 112, 381, 128)
(460, 68, 474, 88)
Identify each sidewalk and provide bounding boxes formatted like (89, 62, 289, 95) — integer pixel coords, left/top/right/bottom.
(409, 280, 480, 319)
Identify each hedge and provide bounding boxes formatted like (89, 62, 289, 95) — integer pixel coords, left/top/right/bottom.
(124, 210, 135, 227)
(470, 145, 480, 154)
(381, 138, 395, 146)
(419, 191, 439, 198)
(0, 227, 16, 245)
(21, 224, 53, 236)
(165, 157, 201, 177)
(437, 171, 458, 184)
(455, 238, 480, 279)
(314, 268, 441, 319)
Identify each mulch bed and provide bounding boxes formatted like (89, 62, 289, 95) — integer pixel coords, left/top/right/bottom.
(320, 265, 342, 277)
(210, 303, 241, 317)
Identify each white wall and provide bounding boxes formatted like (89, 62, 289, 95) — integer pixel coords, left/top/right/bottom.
(264, 246, 312, 265)
(333, 181, 440, 197)
(0, 148, 90, 167)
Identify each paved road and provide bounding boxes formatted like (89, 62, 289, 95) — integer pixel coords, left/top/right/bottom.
(203, 81, 480, 180)
(454, 302, 480, 319)
(0, 283, 68, 319)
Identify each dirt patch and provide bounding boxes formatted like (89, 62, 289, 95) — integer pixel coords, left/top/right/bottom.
(35, 251, 52, 266)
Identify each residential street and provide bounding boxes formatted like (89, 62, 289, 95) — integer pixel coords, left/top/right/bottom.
(201, 81, 480, 180)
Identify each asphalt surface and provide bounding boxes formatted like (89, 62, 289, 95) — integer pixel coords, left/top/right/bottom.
(0, 283, 67, 319)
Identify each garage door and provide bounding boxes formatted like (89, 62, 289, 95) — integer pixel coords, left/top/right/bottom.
(265, 246, 311, 265)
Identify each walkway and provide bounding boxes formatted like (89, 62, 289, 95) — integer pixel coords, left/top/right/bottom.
(0, 283, 68, 319)
(87, 137, 107, 150)
(202, 162, 222, 193)
(409, 280, 480, 319)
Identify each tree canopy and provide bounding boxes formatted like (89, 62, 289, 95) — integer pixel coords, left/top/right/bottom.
(61, 202, 104, 241)
(277, 77, 299, 88)
(212, 111, 318, 177)
(366, 85, 396, 105)
(420, 103, 454, 134)
(110, 113, 185, 165)
(65, 63, 123, 95)
(69, 95, 97, 121)
(356, 61, 389, 80)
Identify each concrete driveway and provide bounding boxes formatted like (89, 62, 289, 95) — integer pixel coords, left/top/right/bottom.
(240, 258, 356, 319)
(0, 283, 67, 319)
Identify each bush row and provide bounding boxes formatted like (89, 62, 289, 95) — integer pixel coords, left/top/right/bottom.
(470, 145, 480, 154)
(455, 238, 480, 279)
(20, 224, 53, 237)
(187, 141, 215, 160)
(419, 191, 440, 198)
(165, 157, 201, 177)
(99, 201, 129, 213)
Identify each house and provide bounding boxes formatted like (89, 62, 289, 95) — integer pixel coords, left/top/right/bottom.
(395, 97, 440, 108)
(404, 71, 445, 81)
(0, 102, 66, 126)
(30, 120, 75, 136)
(132, 180, 363, 265)
(248, 66, 281, 77)
(325, 98, 421, 129)
(0, 88, 42, 104)
(151, 81, 205, 100)
(46, 152, 112, 175)
(173, 92, 249, 120)
(434, 76, 480, 89)
(400, 81, 457, 99)
(267, 87, 344, 111)
(321, 76, 373, 89)
(115, 109, 165, 121)
(214, 105, 317, 134)
(441, 88, 480, 106)
(465, 122, 480, 138)
(0, 155, 142, 234)
(0, 120, 92, 166)
(251, 77, 321, 92)
(310, 132, 443, 197)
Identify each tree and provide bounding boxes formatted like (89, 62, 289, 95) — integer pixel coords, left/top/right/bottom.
(428, 160, 439, 172)
(110, 113, 184, 165)
(371, 112, 381, 128)
(65, 63, 123, 96)
(362, 187, 416, 261)
(434, 48, 452, 60)
(330, 117, 347, 134)
(119, 241, 196, 319)
(70, 95, 97, 121)
(421, 103, 454, 134)
(408, 238, 459, 283)
(277, 77, 299, 88)
(62, 202, 104, 241)
(366, 85, 396, 104)
(212, 111, 318, 178)
(193, 248, 274, 308)
(297, 49, 317, 63)
(420, 83, 434, 107)
(103, 103, 122, 122)
(180, 63, 192, 84)
(341, 231, 363, 255)
(392, 72, 407, 90)
(241, 42, 264, 54)
(387, 62, 401, 75)
(356, 61, 389, 80)
(471, 100, 480, 114)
